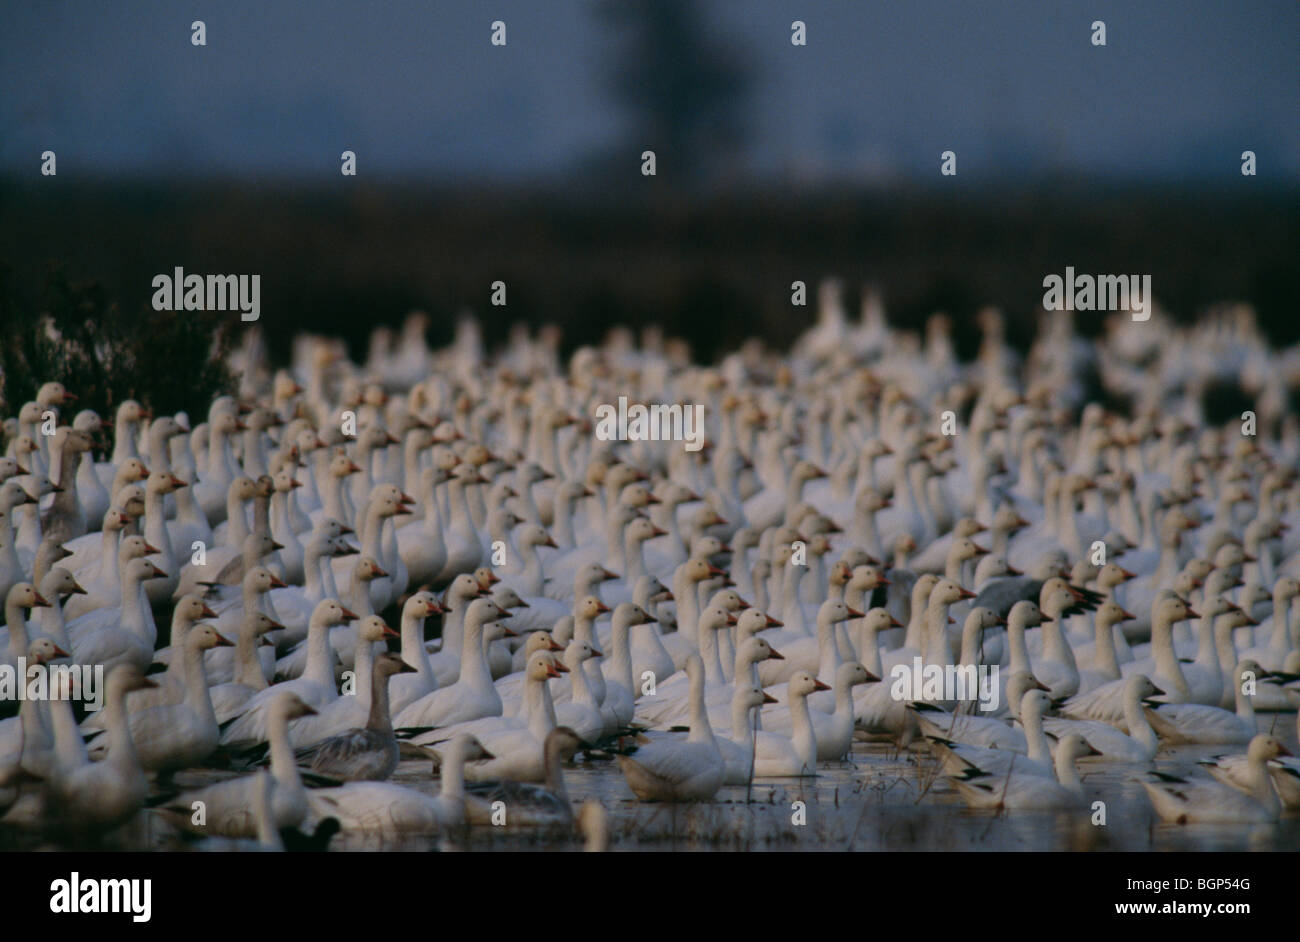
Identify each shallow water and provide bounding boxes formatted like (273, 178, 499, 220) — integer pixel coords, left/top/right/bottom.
(37, 728, 1290, 853)
(8, 716, 1298, 852)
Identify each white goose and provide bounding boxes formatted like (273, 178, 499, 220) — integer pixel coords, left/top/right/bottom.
(1142, 734, 1290, 824)
(616, 654, 725, 800)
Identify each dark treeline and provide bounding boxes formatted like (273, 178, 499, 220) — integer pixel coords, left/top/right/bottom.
(1, 180, 1296, 376)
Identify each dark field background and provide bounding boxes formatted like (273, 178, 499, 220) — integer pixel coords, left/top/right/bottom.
(4, 180, 1298, 369)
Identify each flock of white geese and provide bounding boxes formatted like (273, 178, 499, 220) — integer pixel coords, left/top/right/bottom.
(1, 289, 1299, 850)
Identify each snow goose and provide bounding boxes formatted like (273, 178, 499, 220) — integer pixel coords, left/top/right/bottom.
(1144, 660, 1267, 745)
(599, 602, 655, 731)
(1, 583, 50, 676)
(83, 594, 217, 722)
(750, 669, 827, 777)
(760, 661, 876, 760)
(465, 726, 586, 829)
(427, 572, 489, 685)
(221, 599, 357, 747)
(40, 665, 156, 833)
(553, 640, 605, 741)
(0, 638, 68, 778)
(208, 612, 283, 724)
(1043, 674, 1163, 763)
(1141, 734, 1290, 824)
(928, 688, 1057, 779)
(87, 624, 231, 776)
(947, 733, 1097, 811)
(910, 671, 1047, 750)
(287, 614, 400, 747)
(395, 598, 512, 729)
(1065, 597, 1197, 722)
(387, 591, 445, 715)
(295, 652, 416, 780)
(66, 558, 166, 673)
(161, 693, 317, 836)
(617, 654, 725, 800)
(716, 684, 774, 784)
(305, 734, 493, 839)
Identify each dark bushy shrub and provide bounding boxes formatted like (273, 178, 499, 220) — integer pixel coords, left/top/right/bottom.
(0, 262, 234, 428)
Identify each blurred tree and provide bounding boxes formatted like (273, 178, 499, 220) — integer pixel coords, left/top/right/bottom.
(0, 262, 234, 434)
(596, 0, 755, 188)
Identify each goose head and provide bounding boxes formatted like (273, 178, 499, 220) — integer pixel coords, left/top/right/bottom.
(708, 588, 749, 613)
(1153, 596, 1198, 628)
(311, 598, 359, 629)
(1057, 733, 1101, 762)
(1095, 599, 1136, 629)
(783, 669, 831, 702)
(862, 607, 903, 633)
(41, 566, 86, 600)
(563, 639, 603, 669)
(698, 605, 733, 637)
(1126, 674, 1165, 707)
(403, 591, 445, 620)
(473, 567, 501, 592)
(464, 597, 511, 632)
(818, 598, 864, 626)
(126, 557, 167, 585)
(612, 602, 655, 631)
(516, 524, 558, 551)
(187, 624, 234, 652)
(173, 593, 219, 628)
(374, 651, 418, 680)
(444, 574, 486, 612)
(27, 637, 70, 664)
(358, 615, 399, 644)
(929, 579, 974, 609)
(522, 631, 565, 658)
(1038, 580, 1078, 621)
(738, 635, 783, 663)
(118, 534, 159, 565)
(733, 683, 776, 713)
(1016, 688, 1053, 721)
(525, 650, 566, 683)
(574, 595, 611, 621)
(241, 611, 283, 640)
(245, 566, 289, 595)
(836, 660, 878, 689)
(734, 607, 780, 639)
(1006, 671, 1050, 706)
(1246, 734, 1291, 763)
(1007, 600, 1044, 633)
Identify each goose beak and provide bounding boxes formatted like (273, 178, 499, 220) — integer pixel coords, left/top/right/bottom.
(765, 614, 783, 627)
(341, 608, 359, 621)
(1006, 565, 1022, 576)
(381, 625, 399, 639)
(501, 626, 519, 637)
(201, 604, 219, 618)
(269, 575, 289, 589)
(706, 564, 726, 577)
(52, 645, 71, 659)
(548, 638, 564, 651)
(762, 692, 778, 704)
(651, 526, 669, 537)
(30, 592, 50, 608)
(1149, 683, 1166, 697)
(1119, 608, 1136, 620)
(600, 568, 619, 581)
(890, 615, 904, 628)
(214, 633, 235, 647)
(594, 601, 611, 614)
(271, 541, 285, 551)
(846, 607, 865, 618)
(958, 587, 977, 599)
(543, 536, 559, 548)
(812, 679, 831, 691)
(143, 542, 161, 555)
(69, 581, 87, 595)
(766, 647, 785, 660)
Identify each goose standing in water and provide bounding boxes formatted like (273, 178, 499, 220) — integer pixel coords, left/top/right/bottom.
(465, 726, 587, 829)
(1142, 734, 1291, 824)
(295, 652, 416, 781)
(617, 654, 725, 800)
